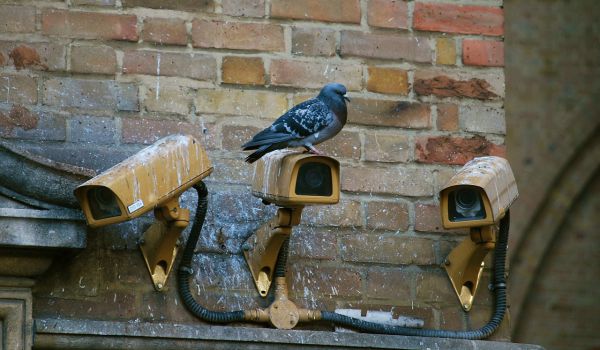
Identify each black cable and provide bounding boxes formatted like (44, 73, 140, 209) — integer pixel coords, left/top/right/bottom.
(321, 211, 511, 340)
(177, 181, 246, 323)
(274, 237, 290, 278)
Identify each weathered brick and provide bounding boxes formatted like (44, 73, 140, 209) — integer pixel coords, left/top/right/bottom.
(366, 201, 409, 231)
(222, 0, 265, 17)
(340, 31, 432, 63)
(348, 98, 431, 128)
(342, 166, 434, 196)
(303, 199, 363, 227)
(123, 50, 216, 81)
(292, 27, 336, 57)
(222, 56, 265, 85)
(192, 20, 284, 52)
(460, 105, 505, 134)
(289, 265, 362, 298)
(414, 74, 499, 100)
(0, 74, 37, 104)
(436, 38, 456, 65)
(70, 45, 117, 75)
(436, 104, 459, 131)
(0, 109, 66, 141)
(0, 42, 66, 71)
(72, 0, 116, 6)
(364, 132, 410, 163)
(68, 115, 117, 144)
(343, 234, 436, 265)
(367, 67, 409, 95)
(44, 78, 138, 111)
(0, 5, 36, 33)
(415, 203, 445, 233)
(367, 268, 412, 300)
(210, 158, 254, 185)
(414, 135, 505, 165)
(271, 0, 361, 24)
(142, 18, 187, 46)
(290, 226, 337, 260)
(413, 3, 503, 36)
(221, 124, 261, 150)
(144, 84, 192, 115)
(416, 270, 456, 304)
(367, 0, 408, 29)
(195, 88, 288, 119)
(270, 59, 362, 90)
(42, 9, 138, 41)
(317, 130, 361, 160)
(121, 118, 203, 144)
(462, 39, 504, 67)
(122, 0, 214, 11)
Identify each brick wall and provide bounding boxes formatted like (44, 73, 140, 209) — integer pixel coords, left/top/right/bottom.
(0, 0, 507, 339)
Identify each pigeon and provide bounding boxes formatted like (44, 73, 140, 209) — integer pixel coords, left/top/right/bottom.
(242, 83, 350, 163)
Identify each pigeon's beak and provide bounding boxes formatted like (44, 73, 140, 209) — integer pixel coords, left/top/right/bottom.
(344, 95, 351, 102)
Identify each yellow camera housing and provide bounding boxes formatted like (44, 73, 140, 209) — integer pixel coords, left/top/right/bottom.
(251, 150, 340, 207)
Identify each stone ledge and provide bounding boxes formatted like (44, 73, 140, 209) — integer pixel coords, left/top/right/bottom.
(34, 318, 544, 350)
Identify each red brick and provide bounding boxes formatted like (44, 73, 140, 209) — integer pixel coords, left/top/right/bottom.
(367, 268, 413, 300)
(415, 203, 445, 233)
(364, 132, 410, 163)
(366, 201, 409, 231)
(0, 5, 36, 33)
(415, 270, 456, 303)
(271, 0, 361, 24)
(367, 67, 409, 95)
(222, 56, 265, 85)
(414, 135, 506, 165)
(192, 20, 284, 52)
(122, 50, 216, 81)
(0, 74, 37, 104)
(142, 18, 187, 46)
(413, 3, 503, 36)
(270, 59, 362, 90)
(222, 0, 265, 17)
(292, 27, 336, 57)
(348, 98, 431, 128)
(289, 265, 362, 298)
(343, 235, 436, 265)
(462, 39, 504, 67)
(42, 9, 138, 41)
(342, 166, 434, 196)
(367, 0, 408, 29)
(414, 75, 499, 100)
(0, 42, 66, 71)
(70, 45, 117, 75)
(436, 104, 459, 131)
(0, 108, 66, 141)
(340, 31, 431, 63)
(122, 0, 214, 11)
(122, 118, 204, 145)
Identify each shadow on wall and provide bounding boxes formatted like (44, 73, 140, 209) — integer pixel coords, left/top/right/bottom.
(505, 0, 600, 349)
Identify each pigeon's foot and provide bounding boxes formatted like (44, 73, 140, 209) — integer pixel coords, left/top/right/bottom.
(304, 145, 324, 155)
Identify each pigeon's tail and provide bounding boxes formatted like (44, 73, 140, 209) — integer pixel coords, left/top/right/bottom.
(245, 144, 276, 163)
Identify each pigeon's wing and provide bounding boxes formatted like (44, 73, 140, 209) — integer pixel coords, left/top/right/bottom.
(242, 99, 333, 150)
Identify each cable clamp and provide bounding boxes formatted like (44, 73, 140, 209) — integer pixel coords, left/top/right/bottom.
(179, 266, 194, 275)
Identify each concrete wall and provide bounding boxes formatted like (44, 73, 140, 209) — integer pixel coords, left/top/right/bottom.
(0, 0, 509, 342)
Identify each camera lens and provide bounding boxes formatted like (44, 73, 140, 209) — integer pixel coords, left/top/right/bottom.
(448, 187, 485, 222)
(88, 187, 121, 220)
(295, 162, 332, 196)
(455, 189, 478, 212)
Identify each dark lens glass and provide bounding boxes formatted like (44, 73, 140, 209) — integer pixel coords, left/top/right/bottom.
(448, 188, 486, 222)
(88, 187, 121, 220)
(295, 162, 332, 196)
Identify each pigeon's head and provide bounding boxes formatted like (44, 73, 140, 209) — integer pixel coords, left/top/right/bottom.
(319, 83, 350, 103)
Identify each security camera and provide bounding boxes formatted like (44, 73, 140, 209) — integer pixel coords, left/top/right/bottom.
(440, 156, 518, 229)
(251, 149, 340, 207)
(74, 134, 213, 291)
(439, 156, 518, 311)
(244, 150, 340, 299)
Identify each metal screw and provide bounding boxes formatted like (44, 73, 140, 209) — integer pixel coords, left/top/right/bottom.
(444, 258, 451, 266)
(157, 283, 163, 290)
(139, 238, 145, 245)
